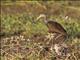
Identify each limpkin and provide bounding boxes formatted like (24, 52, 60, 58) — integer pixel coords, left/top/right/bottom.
(36, 14, 68, 44)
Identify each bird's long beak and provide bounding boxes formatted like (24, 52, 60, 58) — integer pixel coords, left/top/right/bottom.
(36, 16, 41, 21)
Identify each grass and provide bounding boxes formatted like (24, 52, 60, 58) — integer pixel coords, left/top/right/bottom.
(1, 1, 80, 60)
(1, 13, 80, 38)
(1, 13, 48, 37)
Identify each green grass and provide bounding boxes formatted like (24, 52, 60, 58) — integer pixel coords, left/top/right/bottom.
(1, 13, 48, 37)
(1, 13, 80, 38)
(1, 1, 80, 60)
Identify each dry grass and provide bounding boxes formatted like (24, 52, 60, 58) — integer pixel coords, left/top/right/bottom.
(1, 1, 80, 60)
(1, 35, 80, 60)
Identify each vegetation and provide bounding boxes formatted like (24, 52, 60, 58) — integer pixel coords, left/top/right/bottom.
(1, 1, 80, 60)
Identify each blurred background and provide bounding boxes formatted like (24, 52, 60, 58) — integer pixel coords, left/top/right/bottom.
(1, 1, 80, 60)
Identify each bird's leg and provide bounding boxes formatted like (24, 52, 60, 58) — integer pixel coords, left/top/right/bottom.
(55, 34, 63, 40)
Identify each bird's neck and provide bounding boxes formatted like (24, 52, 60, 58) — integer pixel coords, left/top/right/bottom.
(44, 19, 48, 24)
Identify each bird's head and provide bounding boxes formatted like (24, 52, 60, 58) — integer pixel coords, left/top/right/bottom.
(36, 14, 47, 23)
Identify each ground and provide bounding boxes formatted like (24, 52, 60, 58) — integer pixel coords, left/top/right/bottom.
(1, 1, 80, 60)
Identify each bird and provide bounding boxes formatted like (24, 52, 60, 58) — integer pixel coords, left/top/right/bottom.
(36, 14, 68, 44)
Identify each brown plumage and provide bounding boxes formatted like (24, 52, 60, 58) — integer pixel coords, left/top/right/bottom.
(36, 14, 68, 43)
(47, 21, 67, 35)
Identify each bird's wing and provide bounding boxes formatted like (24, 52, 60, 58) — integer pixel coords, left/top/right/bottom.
(47, 21, 67, 35)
